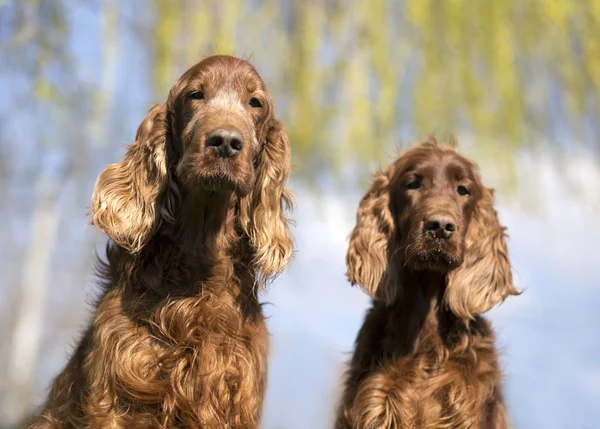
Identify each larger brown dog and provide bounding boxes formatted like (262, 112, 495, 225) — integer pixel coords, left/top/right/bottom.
(336, 142, 518, 429)
(30, 55, 293, 428)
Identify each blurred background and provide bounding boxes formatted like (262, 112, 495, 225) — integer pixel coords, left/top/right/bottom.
(1, 0, 599, 428)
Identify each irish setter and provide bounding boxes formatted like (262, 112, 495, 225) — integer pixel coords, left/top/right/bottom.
(336, 142, 519, 429)
(29, 55, 293, 428)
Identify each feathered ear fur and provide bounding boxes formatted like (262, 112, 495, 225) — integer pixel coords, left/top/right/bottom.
(346, 170, 399, 304)
(445, 188, 519, 319)
(241, 119, 293, 286)
(90, 104, 172, 253)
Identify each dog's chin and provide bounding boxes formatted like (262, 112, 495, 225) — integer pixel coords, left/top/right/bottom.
(407, 241, 463, 273)
(180, 168, 254, 196)
(197, 173, 253, 197)
(178, 151, 255, 197)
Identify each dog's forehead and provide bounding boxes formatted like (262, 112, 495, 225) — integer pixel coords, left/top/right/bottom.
(184, 57, 265, 92)
(397, 147, 470, 175)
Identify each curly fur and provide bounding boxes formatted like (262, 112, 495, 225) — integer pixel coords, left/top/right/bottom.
(336, 141, 518, 429)
(28, 55, 293, 429)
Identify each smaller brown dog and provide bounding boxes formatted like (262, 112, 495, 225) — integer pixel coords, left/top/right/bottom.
(336, 141, 518, 429)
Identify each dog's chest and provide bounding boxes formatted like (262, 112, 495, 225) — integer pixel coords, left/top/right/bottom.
(382, 335, 500, 428)
(351, 320, 500, 429)
(88, 291, 269, 426)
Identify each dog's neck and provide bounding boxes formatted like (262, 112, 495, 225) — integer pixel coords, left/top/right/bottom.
(107, 189, 255, 303)
(387, 270, 466, 354)
(176, 190, 241, 258)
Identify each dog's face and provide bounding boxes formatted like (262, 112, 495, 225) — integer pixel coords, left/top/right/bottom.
(172, 56, 273, 196)
(389, 148, 482, 272)
(90, 56, 293, 283)
(346, 142, 517, 316)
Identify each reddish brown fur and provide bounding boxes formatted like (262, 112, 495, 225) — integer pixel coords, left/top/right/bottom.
(336, 142, 518, 429)
(28, 56, 293, 428)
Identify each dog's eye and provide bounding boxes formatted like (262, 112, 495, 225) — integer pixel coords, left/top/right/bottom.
(188, 91, 205, 100)
(249, 97, 262, 108)
(457, 185, 470, 196)
(405, 179, 422, 190)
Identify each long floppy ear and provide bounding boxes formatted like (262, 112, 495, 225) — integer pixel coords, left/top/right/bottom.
(445, 188, 519, 319)
(346, 170, 398, 304)
(242, 119, 293, 285)
(90, 104, 171, 253)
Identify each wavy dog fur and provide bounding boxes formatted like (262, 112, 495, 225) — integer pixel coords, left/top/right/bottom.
(336, 141, 518, 429)
(29, 55, 293, 428)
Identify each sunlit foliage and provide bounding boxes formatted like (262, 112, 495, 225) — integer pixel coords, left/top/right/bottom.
(2, 0, 599, 182)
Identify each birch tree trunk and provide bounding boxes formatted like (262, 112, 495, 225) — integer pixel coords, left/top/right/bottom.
(4, 170, 63, 426)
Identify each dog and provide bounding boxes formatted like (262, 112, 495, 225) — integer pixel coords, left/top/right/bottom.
(336, 141, 518, 429)
(29, 55, 293, 428)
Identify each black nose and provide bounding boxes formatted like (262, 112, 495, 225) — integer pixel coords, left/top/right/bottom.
(424, 214, 456, 239)
(205, 128, 244, 158)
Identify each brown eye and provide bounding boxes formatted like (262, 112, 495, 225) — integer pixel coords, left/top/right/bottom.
(405, 178, 422, 190)
(188, 91, 205, 100)
(249, 97, 262, 108)
(457, 185, 470, 196)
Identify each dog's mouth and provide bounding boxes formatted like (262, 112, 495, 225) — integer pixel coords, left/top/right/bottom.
(177, 152, 255, 197)
(199, 173, 241, 193)
(406, 235, 463, 272)
(198, 167, 254, 196)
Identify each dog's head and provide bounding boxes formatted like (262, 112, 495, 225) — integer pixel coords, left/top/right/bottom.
(346, 142, 517, 318)
(90, 56, 293, 282)
(171, 55, 275, 196)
